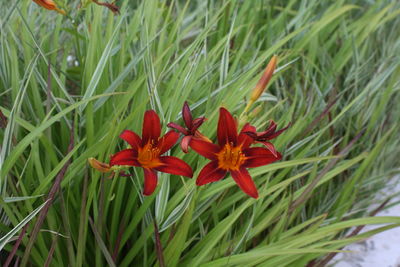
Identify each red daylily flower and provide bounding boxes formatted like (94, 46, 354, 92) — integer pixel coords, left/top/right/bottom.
(189, 108, 282, 198)
(110, 110, 193, 195)
(168, 101, 210, 153)
(244, 120, 290, 157)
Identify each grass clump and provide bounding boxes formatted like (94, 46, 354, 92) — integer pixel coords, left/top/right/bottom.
(0, 0, 399, 266)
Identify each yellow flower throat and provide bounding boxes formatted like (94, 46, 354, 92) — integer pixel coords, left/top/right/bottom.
(217, 143, 245, 171)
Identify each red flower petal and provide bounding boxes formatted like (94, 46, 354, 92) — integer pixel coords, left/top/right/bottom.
(142, 110, 161, 144)
(143, 168, 158, 195)
(189, 138, 220, 160)
(120, 130, 141, 150)
(182, 101, 193, 129)
(196, 161, 227, 186)
(230, 168, 258, 198)
(110, 149, 139, 166)
(180, 135, 192, 153)
(194, 130, 212, 143)
(155, 156, 193, 177)
(259, 141, 278, 157)
(218, 107, 238, 146)
(167, 122, 189, 135)
(192, 117, 206, 132)
(238, 123, 256, 148)
(264, 123, 291, 140)
(158, 131, 179, 154)
(242, 147, 281, 168)
(242, 131, 257, 139)
(262, 120, 277, 136)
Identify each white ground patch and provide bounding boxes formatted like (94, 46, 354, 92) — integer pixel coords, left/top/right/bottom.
(332, 182, 400, 267)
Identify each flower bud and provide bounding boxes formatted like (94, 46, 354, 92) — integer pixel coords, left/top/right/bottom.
(88, 158, 111, 173)
(250, 55, 278, 103)
(32, 0, 66, 15)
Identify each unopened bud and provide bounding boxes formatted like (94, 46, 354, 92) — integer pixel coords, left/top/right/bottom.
(88, 158, 111, 173)
(32, 0, 66, 15)
(250, 55, 278, 102)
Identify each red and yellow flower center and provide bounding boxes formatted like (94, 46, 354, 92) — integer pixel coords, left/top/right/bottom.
(137, 142, 161, 168)
(217, 143, 246, 171)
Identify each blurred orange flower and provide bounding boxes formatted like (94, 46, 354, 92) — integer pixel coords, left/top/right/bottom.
(32, 0, 66, 15)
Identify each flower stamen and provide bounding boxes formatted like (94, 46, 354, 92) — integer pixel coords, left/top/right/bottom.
(217, 143, 245, 171)
(137, 142, 161, 168)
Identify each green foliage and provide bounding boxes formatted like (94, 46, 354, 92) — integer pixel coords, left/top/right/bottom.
(1, 0, 399, 266)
